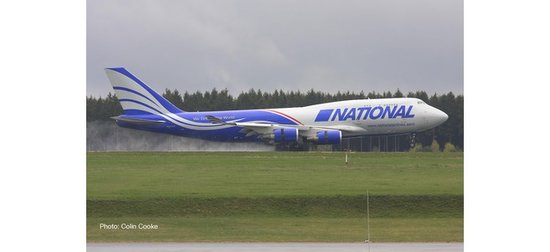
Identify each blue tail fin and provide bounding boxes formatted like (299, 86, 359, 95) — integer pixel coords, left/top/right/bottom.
(104, 67, 184, 115)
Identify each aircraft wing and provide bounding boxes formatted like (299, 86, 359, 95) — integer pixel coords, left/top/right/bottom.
(206, 115, 366, 138)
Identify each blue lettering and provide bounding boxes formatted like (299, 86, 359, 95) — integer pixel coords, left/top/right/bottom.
(357, 107, 369, 120)
(343, 108, 356, 121)
(369, 106, 383, 119)
(381, 106, 398, 119)
(331, 108, 349, 121)
(404, 105, 415, 118)
(361, 107, 372, 120)
(321, 105, 414, 121)
(394, 106, 406, 118)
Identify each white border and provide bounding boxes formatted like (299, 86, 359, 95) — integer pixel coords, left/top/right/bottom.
(466, 0, 550, 251)
(2, 0, 550, 251)
(1, 0, 85, 251)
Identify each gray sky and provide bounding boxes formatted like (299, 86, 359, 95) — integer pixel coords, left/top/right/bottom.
(87, 0, 463, 97)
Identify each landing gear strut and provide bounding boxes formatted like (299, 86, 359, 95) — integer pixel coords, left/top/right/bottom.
(409, 133, 416, 148)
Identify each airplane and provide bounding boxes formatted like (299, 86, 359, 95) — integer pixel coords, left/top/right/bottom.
(105, 67, 448, 146)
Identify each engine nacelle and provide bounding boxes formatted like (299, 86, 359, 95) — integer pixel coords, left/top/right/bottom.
(273, 128, 299, 143)
(315, 130, 342, 144)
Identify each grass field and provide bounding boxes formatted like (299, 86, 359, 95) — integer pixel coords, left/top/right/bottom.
(87, 152, 463, 242)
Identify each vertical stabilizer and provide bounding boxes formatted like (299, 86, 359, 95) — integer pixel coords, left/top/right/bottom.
(104, 67, 184, 115)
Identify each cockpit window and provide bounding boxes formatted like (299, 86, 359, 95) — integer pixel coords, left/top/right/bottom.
(417, 101, 425, 104)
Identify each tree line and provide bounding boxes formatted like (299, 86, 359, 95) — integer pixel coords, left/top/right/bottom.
(87, 88, 463, 150)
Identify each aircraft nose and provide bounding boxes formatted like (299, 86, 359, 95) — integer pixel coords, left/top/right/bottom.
(439, 110, 449, 123)
(426, 107, 448, 127)
(434, 108, 448, 125)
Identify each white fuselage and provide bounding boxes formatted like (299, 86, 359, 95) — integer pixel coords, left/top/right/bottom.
(271, 97, 448, 137)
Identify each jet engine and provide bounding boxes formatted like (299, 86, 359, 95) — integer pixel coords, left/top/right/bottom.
(273, 128, 299, 143)
(314, 130, 342, 144)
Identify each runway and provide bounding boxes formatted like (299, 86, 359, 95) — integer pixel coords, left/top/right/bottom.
(87, 242, 463, 252)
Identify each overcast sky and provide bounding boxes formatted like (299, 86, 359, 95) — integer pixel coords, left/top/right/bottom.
(87, 0, 463, 97)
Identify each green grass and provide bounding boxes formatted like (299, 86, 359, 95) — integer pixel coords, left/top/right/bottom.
(87, 152, 463, 199)
(87, 217, 463, 242)
(87, 152, 463, 242)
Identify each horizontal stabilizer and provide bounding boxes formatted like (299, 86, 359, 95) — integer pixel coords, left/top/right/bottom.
(111, 116, 166, 125)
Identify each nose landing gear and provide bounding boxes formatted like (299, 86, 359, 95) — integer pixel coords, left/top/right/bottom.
(409, 133, 416, 148)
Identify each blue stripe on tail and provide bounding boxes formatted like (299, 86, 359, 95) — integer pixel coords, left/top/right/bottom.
(106, 67, 184, 114)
